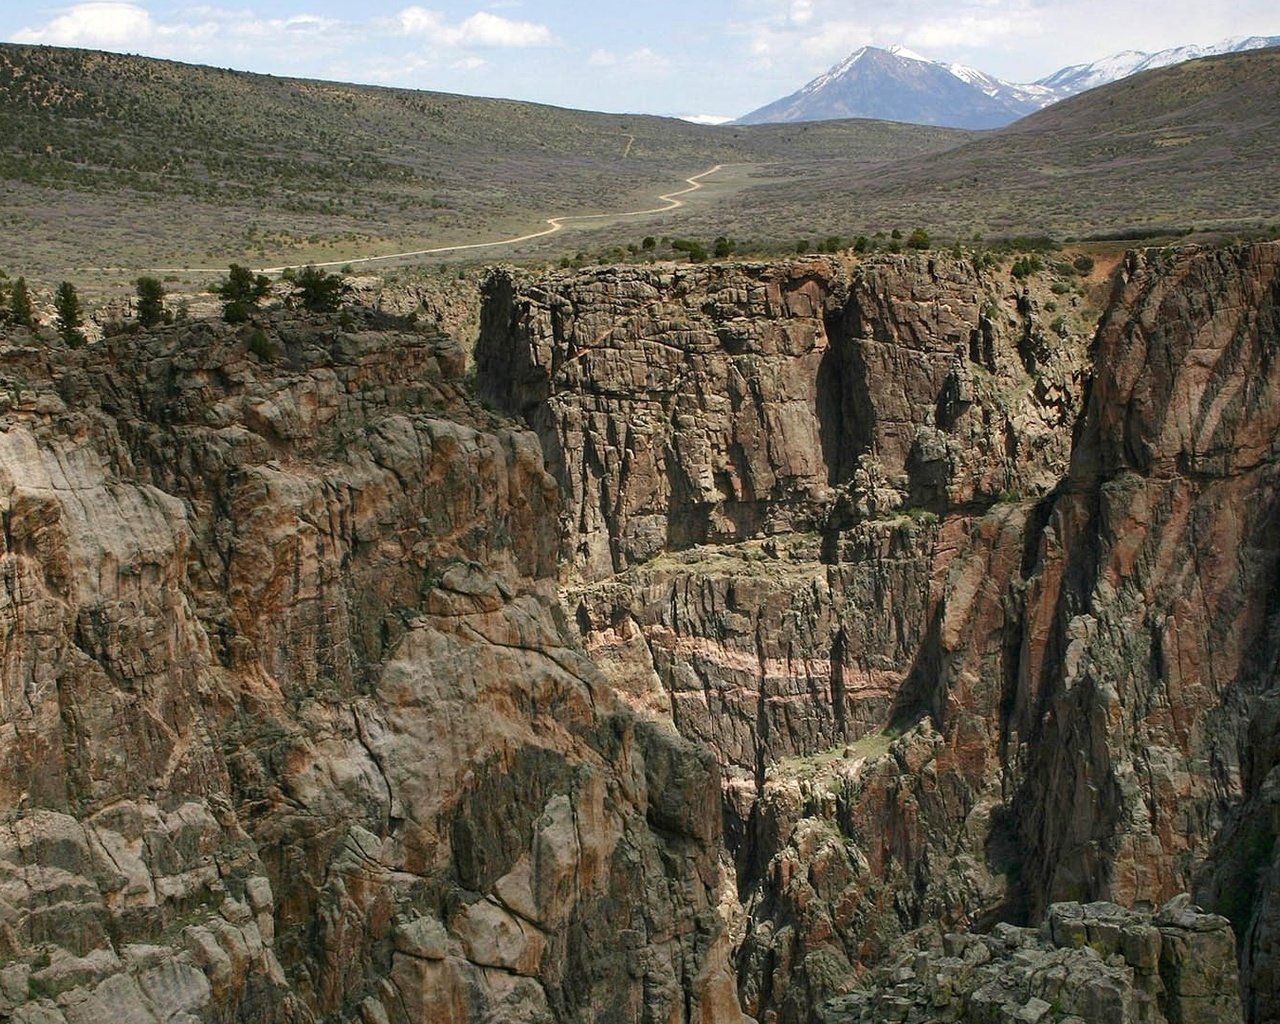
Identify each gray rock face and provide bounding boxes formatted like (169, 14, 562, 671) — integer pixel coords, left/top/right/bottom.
(825, 898, 1242, 1024)
(0, 317, 745, 1023)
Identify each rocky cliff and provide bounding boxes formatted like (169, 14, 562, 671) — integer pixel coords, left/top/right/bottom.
(477, 245, 1280, 1023)
(0, 314, 742, 1023)
(0, 241, 1274, 1024)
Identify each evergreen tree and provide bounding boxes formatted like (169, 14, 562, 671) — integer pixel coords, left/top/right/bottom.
(10, 277, 34, 328)
(214, 264, 271, 323)
(135, 276, 166, 327)
(54, 281, 84, 347)
(293, 265, 345, 313)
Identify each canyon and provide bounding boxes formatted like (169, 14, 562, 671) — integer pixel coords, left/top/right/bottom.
(0, 242, 1277, 1024)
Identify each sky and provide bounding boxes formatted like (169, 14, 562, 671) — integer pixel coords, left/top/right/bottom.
(2, 1, 1276, 121)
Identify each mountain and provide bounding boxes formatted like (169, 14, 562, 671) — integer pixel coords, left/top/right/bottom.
(696, 47, 1280, 245)
(1038, 34, 1280, 94)
(737, 34, 1280, 128)
(736, 45, 1045, 129)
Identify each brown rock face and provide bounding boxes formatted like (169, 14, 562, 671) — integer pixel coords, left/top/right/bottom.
(477, 246, 1278, 1023)
(2, 240, 1274, 1024)
(0, 318, 744, 1023)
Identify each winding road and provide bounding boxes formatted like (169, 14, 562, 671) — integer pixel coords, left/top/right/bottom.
(137, 163, 726, 276)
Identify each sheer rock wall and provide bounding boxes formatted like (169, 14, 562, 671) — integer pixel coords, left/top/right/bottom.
(477, 246, 1279, 1023)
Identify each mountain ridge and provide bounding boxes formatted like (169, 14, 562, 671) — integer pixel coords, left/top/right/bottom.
(737, 34, 1280, 128)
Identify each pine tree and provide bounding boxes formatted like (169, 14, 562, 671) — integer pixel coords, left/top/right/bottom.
(10, 277, 34, 328)
(293, 265, 345, 313)
(214, 264, 271, 323)
(54, 281, 85, 347)
(135, 276, 166, 327)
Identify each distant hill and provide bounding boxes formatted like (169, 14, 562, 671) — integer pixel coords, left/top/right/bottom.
(737, 35, 1280, 128)
(0, 44, 965, 279)
(709, 47, 1280, 244)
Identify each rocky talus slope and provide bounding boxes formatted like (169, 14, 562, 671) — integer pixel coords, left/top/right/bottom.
(477, 246, 1280, 1024)
(0, 314, 742, 1023)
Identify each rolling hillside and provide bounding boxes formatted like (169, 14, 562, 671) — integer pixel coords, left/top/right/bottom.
(0, 44, 965, 280)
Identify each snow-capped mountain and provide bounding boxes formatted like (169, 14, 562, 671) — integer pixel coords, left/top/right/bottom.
(736, 35, 1280, 129)
(736, 45, 1043, 129)
(1035, 35, 1280, 94)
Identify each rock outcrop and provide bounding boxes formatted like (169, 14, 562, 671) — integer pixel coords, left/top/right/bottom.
(1, 240, 1275, 1024)
(827, 897, 1242, 1024)
(0, 314, 744, 1023)
(477, 246, 1278, 1023)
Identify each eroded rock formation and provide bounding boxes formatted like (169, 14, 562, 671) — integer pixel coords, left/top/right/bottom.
(477, 246, 1279, 1023)
(1, 242, 1274, 1024)
(0, 317, 742, 1023)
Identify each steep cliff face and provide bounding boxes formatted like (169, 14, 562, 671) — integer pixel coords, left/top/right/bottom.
(0, 317, 743, 1023)
(2, 240, 1273, 1024)
(477, 245, 1279, 1023)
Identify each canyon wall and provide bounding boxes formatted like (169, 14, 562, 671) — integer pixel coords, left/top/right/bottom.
(0, 317, 743, 1023)
(0, 241, 1274, 1024)
(477, 245, 1279, 1023)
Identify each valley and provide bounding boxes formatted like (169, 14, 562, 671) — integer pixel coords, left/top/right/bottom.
(0, 35, 1278, 1024)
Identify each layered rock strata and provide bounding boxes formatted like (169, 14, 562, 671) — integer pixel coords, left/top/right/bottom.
(477, 246, 1278, 1023)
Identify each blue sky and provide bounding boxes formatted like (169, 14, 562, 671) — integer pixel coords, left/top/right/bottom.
(3, 1, 1276, 120)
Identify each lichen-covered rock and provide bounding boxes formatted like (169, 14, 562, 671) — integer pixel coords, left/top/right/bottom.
(822, 898, 1241, 1024)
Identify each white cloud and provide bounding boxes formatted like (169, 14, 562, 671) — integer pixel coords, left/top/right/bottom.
(393, 7, 553, 48)
(13, 1, 155, 47)
(456, 11, 551, 47)
(587, 46, 669, 73)
(788, 1, 815, 27)
(680, 113, 734, 125)
(905, 11, 1040, 52)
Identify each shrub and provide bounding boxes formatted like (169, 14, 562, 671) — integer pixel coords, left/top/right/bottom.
(1072, 253, 1095, 274)
(671, 239, 708, 262)
(712, 236, 733, 259)
(795, 239, 810, 254)
(907, 228, 930, 250)
(642, 236, 656, 251)
(214, 264, 271, 322)
(246, 328, 274, 360)
(10, 277, 34, 327)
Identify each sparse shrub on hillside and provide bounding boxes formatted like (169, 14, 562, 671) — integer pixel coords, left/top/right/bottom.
(853, 236, 870, 254)
(713, 236, 734, 258)
(642, 236, 656, 251)
(135, 276, 166, 327)
(54, 281, 84, 347)
(10, 277, 34, 327)
(214, 264, 271, 323)
(891, 228, 902, 240)
(907, 228, 931, 250)
(293, 265, 346, 313)
(1011, 255, 1044, 279)
(818, 236, 842, 253)
(671, 239, 708, 263)
(246, 328, 274, 361)
(795, 239, 810, 254)
(1072, 254, 1095, 275)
